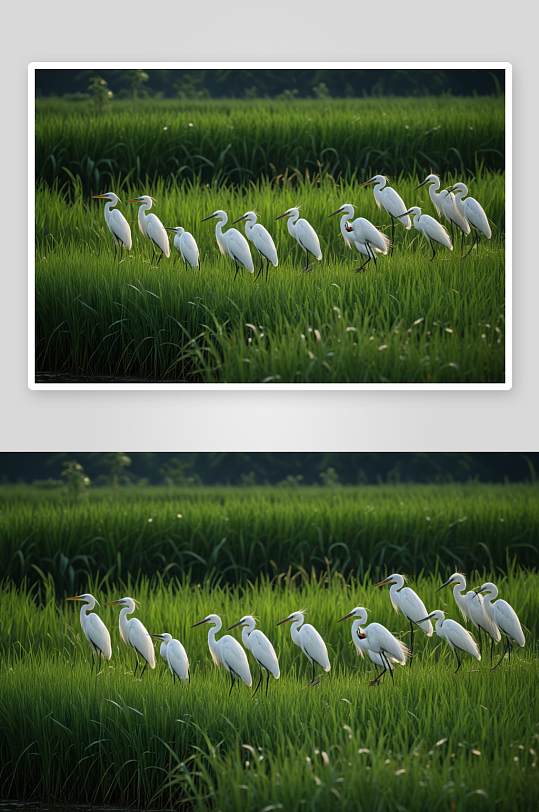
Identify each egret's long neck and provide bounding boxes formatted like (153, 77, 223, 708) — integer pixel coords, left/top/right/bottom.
(287, 214, 299, 237)
(119, 607, 131, 646)
(138, 202, 151, 236)
(453, 581, 466, 608)
(434, 617, 445, 636)
(290, 618, 303, 646)
(241, 626, 251, 648)
(340, 213, 352, 242)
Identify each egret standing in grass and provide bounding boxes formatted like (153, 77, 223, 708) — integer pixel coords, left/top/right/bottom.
(413, 175, 470, 243)
(399, 206, 453, 260)
(416, 609, 480, 673)
(165, 227, 199, 271)
(275, 208, 322, 273)
(227, 615, 280, 698)
(446, 183, 491, 258)
(151, 633, 189, 684)
(374, 574, 433, 664)
(92, 193, 132, 256)
(277, 610, 330, 687)
(201, 210, 254, 280)
(474, 583, 525, 671)
(329, 203, 391, 272)
(67, 593, 112, 671)
(127, 195, 170, 266)
(232, 212, 278, 282)
(435, 573, 500, 663)
(359, 175, 411, 250)
(191, 614, 252, 695)
(105, 597, 156, 679)
(338, 607, 409, 685)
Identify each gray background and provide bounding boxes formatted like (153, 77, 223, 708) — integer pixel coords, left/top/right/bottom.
(5, 2, 533, 451)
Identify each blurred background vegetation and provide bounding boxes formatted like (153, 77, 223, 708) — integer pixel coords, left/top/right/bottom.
(35, 68, 505, 101)
(0, 452, 536, 488)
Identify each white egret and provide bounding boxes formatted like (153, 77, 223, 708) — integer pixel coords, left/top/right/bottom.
(374, 574, 433, 665)
(92, 193, 132, 255)
(151, 633, 189, 684)
(105, 597, 156, 679)
(417, 609, 480, 673)
(446, 183, 491, 258)
(232, 212, 278, 282)
(201, 210, 254, 280)
(474, 583, 525, 671)
(227, 615, 280, 698)
(191, 614, 252, 695)
(435, 574, 500, 662)
(66, 593, 112, 670)
(165, 227, 199, 271)
(275, 208, 322, 273)
(413, 175, 470, 240)
(127, 195, 170, 266)
(359, 175, 411, 249)
(399, 206, 453, 260)
(277, 610, 330, 687)
(329, 203, 391, 272)
(338, 607, 409, 685)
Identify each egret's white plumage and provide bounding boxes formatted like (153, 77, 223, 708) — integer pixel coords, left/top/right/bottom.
(474, 582, 525, 670)
(414, 175, 470, 236)
(277, 610, 330, 686)
(201, 210, 253, 279)
(400, 206, 453, 260)
(232, 212, 278, 282)
(67, 593, 112, 668)
(375, 573, 432, 665)
(338, 607, 409, 685)
(92, 193, 132, 252)
(105, 597, 156, 678)
(127, 195, 170, 264)
(228, 615, 280, 697)
(165, 227, 199, 270)
(418, 609, 480, 672)
(446, 183, 491, 258)
(275, 208, 322, 272)
(329, 203, 391, 272)
(359, 175, 411, 248)
(191, 614, 252, 694)
(151, 633, 189, 684)
(436, 574, 501, 662)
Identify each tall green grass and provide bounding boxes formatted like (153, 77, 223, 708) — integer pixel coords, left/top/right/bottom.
(35, 172, 505, 383)
(1, 484, 535, 595)
(35, 97, 505, 194)
(1, 571, 537, 810)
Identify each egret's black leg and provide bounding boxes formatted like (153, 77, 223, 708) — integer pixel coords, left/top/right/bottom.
(265, 669, 270, 697)
(355, 255, 370, 273)
(265, 259, 270, 282)
(384, 652, 394, 684)
(228, 673, 235, 697)
(251, 667, 264, 699)
(369, 654, 388, 686)
(133, 654, 139, 679)
(430, 241, 436, 262)
(234, 262, 240, 281)
(491, 635, 510, 671)
(140, 661, 148, 680)
(156, 250, 164, 267)
(462, 229, 478, 259)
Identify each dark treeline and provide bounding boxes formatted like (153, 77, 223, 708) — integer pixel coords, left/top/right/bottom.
(0, 453, 536, 488)
(36, 68, 505, 100)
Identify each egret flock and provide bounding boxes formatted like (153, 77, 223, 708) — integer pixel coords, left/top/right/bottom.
(92, 174, 492, 277)
(67, 573, 524, 693)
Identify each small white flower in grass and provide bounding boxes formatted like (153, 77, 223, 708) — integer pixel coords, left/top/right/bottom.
(177, 514, 182, 519)
(426, 517, 431, 521)
(499, 518, 504, 522)
(395, 769, 406, 775)
(378, 344, 388, 351)
(148, 518, 153, 523)
(358, 749, 371, 755)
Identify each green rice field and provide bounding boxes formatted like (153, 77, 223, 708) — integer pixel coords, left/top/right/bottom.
(1, 483, 537, 810)
(34, 97, 506, 383)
